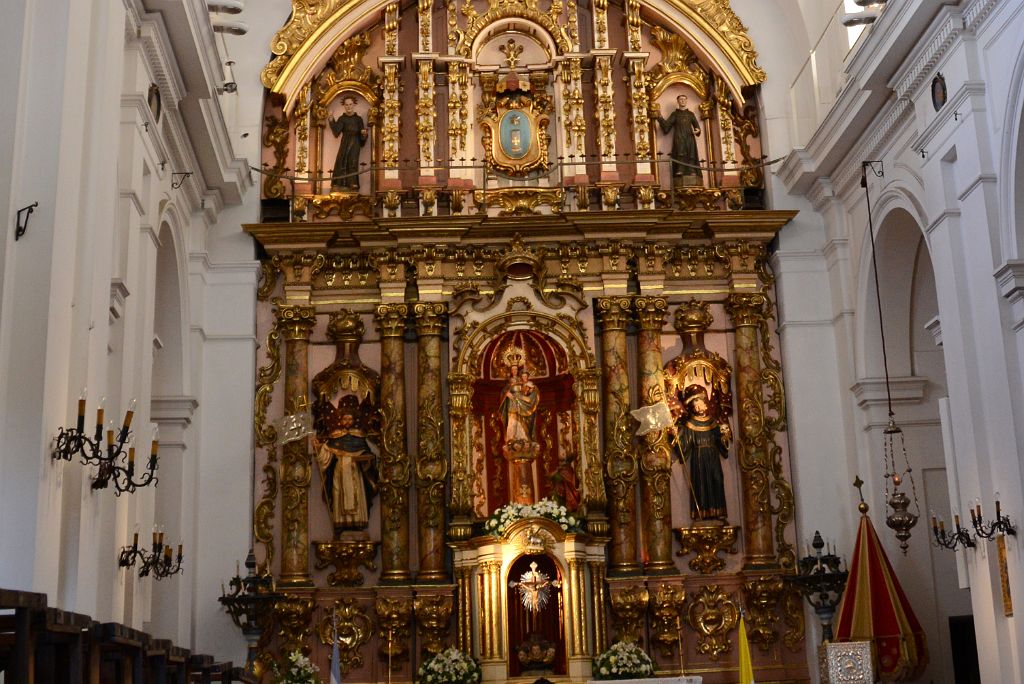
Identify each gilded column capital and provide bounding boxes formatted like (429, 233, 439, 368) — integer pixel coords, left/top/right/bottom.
(413, 301, 448, 336)
(447, 373, 475, 416)
(634, 296, 668, 330)
(596, 296, 634, 330)
(275, 304, 317, 340)
(375, 303, 409, 337)
(725, 292, 769, 327)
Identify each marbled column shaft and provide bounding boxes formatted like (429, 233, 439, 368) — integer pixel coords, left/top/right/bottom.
(275, 304, 317, 587)
(598, 297, 640, 574)
(414, 302, 448, 581)
(726, 293, 776, 568)
(376, 304, 411, 582)
(635, 297, 674, 573)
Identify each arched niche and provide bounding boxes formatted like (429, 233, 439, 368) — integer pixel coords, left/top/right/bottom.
(449, 311, 600, 522)
(857, 204, 928, 380)
(505, 552, 567, 677)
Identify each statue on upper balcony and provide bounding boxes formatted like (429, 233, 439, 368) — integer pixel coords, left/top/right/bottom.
(656, 94, 702, 185)
(328, 95, 368, 191)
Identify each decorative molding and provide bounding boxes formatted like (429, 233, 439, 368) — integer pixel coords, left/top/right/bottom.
(996, 260, 1024, 332)
(924, 315, 942, 347)
(850, 376, 928, 408)
(150, 396, 199, 426)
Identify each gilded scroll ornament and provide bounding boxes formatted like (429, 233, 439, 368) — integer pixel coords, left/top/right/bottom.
(384, 3, 399, 56)
(687, 584, 738, 661)
(647, 27, 708, 99)
(782, 585, 805, 652)
(471, 188, 564, 216)
(743, 576, 784, 651)
(318, 598, 372, 674)
(680, 0, 766, 84)
(416, 60, 435, 164)
(263, 113, 289, 199)
(414, 594, 454, 656)
(626, 0, 642, 52)
(309, 193, 374, 220)
(649, 584, 686, 658)
(253, 462, 278, 569)
(275, 594, 315, 655)
(262, 0, 347, 88)
(374, 595, 413, 666)
(258, 258, 283, 301)
(609, 585, 649, 645)
(254, 323, 283, 448)
(313, 540, 379, 586)
(675, 525, 738, 574)
(452, 0, 572, 57)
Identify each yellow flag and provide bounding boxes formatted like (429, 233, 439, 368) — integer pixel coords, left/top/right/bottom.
(738, 615, 755, 684)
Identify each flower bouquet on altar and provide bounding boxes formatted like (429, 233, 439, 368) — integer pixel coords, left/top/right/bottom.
(271, 651, 320, 684)
(416, 647, 482, 684)
(483, 497, 584, 537)
(592, 641, 655, 680)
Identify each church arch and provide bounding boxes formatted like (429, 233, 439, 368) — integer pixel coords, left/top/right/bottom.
(999, 40, 1024, 262)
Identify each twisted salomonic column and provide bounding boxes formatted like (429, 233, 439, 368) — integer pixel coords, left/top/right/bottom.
(375, 304, 411, 582)
(413, 302, 448, 581)
(635, 296, 674, 573)
(597, 297, 639, 574)
(725, 293, 776, 568)
(276, 304, 317, 587)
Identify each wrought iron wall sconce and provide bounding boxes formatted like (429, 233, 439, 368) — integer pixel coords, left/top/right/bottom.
(970, 498, 1017, 540)
(220, 549, 280, 673)
(171, 171, 193, 189)
(930, 511, 976, 551)
(119, 530, 184, 579)
(15, 201, 38, 241)
(52, 392, 160, 494)
(787, 530, 849, 643)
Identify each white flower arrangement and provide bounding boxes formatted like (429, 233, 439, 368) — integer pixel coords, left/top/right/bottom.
(592, 641, 655, 680)
(271, 650, 320, 684)
(483, 497, 584, 536)
(416, 647, 482, 684)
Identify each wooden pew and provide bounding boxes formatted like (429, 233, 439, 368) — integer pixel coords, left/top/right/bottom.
(0, 588, 48, 683)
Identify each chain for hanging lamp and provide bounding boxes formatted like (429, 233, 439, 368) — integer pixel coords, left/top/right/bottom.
(862, 161, 921, 554)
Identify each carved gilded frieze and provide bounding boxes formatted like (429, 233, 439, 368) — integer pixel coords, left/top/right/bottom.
(414, 594, 454, 655)
(471, 188, 564, 216)
(648, 27, 710, 99)
(275, 594, 315, 655)
(254, 323, 283, 448)
(675, 525, 738, 574)
(687, 585, 738, 661)
(374, 594, 413, 666)
(609, 584, 649, 645)
(313, 541, 379, 586)
(452, 0, 572, 57)
(679, 0, 766, 85)
(318, 598, 372, 674)
(649, 584, 686, 658)
(742, 576, 784, 651)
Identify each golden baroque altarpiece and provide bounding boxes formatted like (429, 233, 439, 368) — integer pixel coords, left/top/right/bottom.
(246, 0, 807, 681)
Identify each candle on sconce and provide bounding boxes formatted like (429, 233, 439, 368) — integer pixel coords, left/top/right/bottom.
(152, 529, 158, 546)
(954, 513, 961, 531)
(77, 388, 87, 431)
(931, 514, 938, 532)
(133, 532, 139, 549)
(96, 396, 106, 428)
(122, 398, 137, 431)
(938, 518, 946, 533)
(158, 531, 165, 546)
(128, 444, 136, 466)
(151, 426, 159, 457)
(995, 494, 1001, 521)
(177, 544, 183, 560)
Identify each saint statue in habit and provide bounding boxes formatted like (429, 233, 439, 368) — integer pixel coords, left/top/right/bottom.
(328, 95, 368, 191)
(656, 93, 702, 183)
(671, 383, 731, 521)
(313, 404, 378, 533)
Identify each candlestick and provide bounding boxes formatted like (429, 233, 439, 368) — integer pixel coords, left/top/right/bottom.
(133, 532, 139, 548)
(97, 397, 106, 428)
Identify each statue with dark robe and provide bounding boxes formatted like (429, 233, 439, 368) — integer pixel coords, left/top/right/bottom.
(314, 408, 378, 532)
(671, 383, 731, 521)
(329, 96, 368, 191)
(656, 94, 702, 183)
